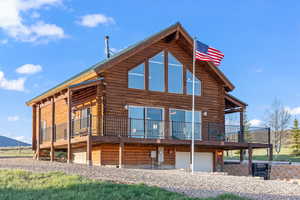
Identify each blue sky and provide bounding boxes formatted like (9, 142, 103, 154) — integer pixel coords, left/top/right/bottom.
(0, 0, 300, 143)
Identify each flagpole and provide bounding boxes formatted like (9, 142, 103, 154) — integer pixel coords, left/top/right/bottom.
(191, 37, 196, 174)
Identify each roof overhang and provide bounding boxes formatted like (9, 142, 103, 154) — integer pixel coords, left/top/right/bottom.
(225, 93, 248, 113)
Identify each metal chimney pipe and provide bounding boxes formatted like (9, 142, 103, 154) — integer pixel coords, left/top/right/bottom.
(105, 36, 110, 58)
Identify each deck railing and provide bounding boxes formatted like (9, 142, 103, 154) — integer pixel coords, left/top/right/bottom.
(42, 115, 270, 145)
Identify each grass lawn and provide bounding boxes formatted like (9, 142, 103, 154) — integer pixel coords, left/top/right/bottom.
(0, 170, 249, 200)
(224, 147, 300, 162)
(0, 148, 33, 157)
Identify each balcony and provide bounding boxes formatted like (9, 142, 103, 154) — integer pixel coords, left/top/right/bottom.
(40, 115, 270, 145)
(102, 115, 270, 144)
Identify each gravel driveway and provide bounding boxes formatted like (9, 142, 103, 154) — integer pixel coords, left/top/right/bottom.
(1, 158, 300, 200)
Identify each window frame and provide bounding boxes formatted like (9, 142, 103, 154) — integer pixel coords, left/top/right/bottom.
(169, 108, 202, 140)
(126, 50, 202, 97)
(128, 62, 146, 90)
(148, 51, 166, 92)
(185, 68, 202, 96)
(167, 52, 184, 94)
(128, 105, 165, 138)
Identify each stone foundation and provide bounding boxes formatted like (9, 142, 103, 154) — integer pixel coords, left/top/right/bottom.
(223, 164, 249, 176)
(270, 165, 300, 180)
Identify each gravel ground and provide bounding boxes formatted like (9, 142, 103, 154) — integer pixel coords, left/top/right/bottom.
(1, 158, 300, 200)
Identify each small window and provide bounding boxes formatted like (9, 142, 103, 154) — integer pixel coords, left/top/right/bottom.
(149, 52, 165, 92)
(128, 63, 145, 89)
(186, 70, 201, 96)
(168, 53, 183, 94)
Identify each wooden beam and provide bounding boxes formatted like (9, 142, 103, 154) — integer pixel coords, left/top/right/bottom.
(50, 98, 55, 162)
(36, 104, 41, 160)
(32, 105, 37, 151)
(96, 84, 101, 136)
(67, 90, 72, 163)
(269, 145, 273, 161)
(240, 109, 244, 143)
(87, 135, 92, 166)
(240, 150, 244, 163)
(164, 50, 168, 92)
(145, 59, 149, 90)
(183, 66, 187, 94)
(248, 145, 253, 176)
(119, 142, 124, 168)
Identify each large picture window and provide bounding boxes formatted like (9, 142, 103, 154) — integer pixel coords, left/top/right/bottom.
(149, 52, 165, 92)
(168, 53, 183, 94)
(186, 70, 201, 96)
(128, 63, 145, 89)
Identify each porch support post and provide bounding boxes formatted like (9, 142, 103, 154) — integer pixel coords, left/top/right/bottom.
(86, 134, 92, 166)
(96, 84, 101, 136)
(248, 145, 253, 176)
(32, 105, 37, 157)
(268, 145, 273, 161)
(239, 149, 244, 163)
(36, 104, 41, 160)
(239, 108, 244, 162)
(50, 97, 55, 162)
(119, 142, 124, 168)
(67, 90, 72, 163)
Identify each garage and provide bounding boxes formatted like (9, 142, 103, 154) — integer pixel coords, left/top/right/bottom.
(72, 148, 87, 164)
(175, 152, 213, 172)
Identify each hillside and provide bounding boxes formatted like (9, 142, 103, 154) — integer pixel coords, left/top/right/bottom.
(0, 136, 30, 147)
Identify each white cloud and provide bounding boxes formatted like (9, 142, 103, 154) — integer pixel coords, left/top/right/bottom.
(16, 64, 42, 74)
(285, 107, 300, 115)
(0, 71, 25, 91)
(0, 0, 65, 43)
(0, 39, 8, 44)
(31, 12, 40, 19)
(77, 14, 115, 27)
(8, 115, 20, 121)
(13, 135, 31, 144)
(249, 119, 262, 127)
(255, 68, 263, 73)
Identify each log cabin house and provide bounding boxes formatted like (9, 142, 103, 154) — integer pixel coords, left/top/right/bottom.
(26, 23, 272, 174)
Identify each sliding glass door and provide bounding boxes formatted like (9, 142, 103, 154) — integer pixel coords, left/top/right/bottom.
(128, 106, 164, 138)
(169, 109, 202, 140)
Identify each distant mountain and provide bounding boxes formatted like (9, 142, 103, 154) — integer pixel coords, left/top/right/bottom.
(0, 135, 31, 147)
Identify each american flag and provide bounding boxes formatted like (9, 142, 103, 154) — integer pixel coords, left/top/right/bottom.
(195, 40, 224, 66)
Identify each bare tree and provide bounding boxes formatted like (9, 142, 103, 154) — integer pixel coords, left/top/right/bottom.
(266, 99, 291, 154)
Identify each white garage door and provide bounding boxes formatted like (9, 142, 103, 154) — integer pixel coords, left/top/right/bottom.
(175, 152, 213, 172)
(73, 148, 86, 164)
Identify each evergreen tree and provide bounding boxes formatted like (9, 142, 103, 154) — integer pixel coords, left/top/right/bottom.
(291, 118, 300, 155)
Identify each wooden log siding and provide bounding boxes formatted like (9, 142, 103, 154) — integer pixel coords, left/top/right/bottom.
(104, 40, 225, 140)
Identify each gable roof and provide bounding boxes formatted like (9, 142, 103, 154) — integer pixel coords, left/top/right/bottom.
(26, 22, 234, 106)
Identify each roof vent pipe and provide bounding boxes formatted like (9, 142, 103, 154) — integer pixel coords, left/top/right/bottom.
(105, 35, 110, 59)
